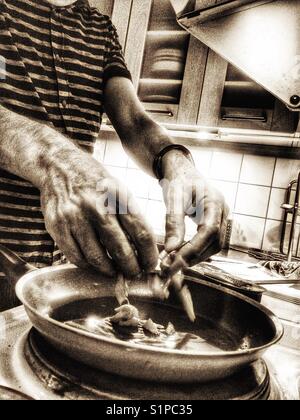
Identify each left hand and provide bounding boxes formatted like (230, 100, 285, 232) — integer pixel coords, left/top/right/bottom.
(161, 150, 229, 276)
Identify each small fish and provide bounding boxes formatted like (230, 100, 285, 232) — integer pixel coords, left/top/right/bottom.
(115, 273, 130, 306)
(110, 304, 139, 323)
(165, 322, 176, 336)
(142, 319, 160, 336)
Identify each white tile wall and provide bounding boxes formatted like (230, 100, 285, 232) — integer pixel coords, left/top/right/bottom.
(231, 214, 265, 249)
(240, 155, 275, 186)
(96, 136, 300, 255)
(135, 198, 148, 217)
(104, 140, 128, 167)
(262, 219, 282, 253)
(263, 220, 300, 255)
(267, 188, 286, 221)
(104, 165, 127, 181)
(126, 168, 150, 199)
(189, 147, 212, 175)
(235, 184, 270, 218)
(210, 180, 238, 210)
(210, 152, 243, 182)
(147, 200, 166, 235)
(273, 159, 300, 188)
(148, 178, 163, 201)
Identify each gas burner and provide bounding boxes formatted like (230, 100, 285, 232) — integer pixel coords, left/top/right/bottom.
(23, 329, 281, 400)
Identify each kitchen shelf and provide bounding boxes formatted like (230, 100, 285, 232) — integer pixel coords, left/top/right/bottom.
(199, 56, 299, 133)
(146, 31, 189, 41)
(139, 79, 182, 104)
(133, 0, 194, 120)
(140, 79, 182, 86)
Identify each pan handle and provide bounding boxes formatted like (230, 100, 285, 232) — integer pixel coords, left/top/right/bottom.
(0, 244, 36, 284)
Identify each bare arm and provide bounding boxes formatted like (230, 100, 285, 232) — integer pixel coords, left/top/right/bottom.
(104, 77, 174, 176)
(0, 103, 81, 188)
(0, 103, 158, 276)
(104, 78, 229, 270)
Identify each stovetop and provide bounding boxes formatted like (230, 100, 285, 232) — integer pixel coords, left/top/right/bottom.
(0, 306, 299, 400)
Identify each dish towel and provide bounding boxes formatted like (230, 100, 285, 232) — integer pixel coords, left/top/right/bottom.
(259, 261, 300, 280)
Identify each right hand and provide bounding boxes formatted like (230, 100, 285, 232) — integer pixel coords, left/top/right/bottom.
(40, 150, 158, 278)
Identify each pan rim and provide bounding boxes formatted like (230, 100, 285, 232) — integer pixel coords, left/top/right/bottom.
(15, 264, 284, 358)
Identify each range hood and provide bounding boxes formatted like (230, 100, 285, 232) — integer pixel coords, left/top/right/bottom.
(170, 0, 300, 111)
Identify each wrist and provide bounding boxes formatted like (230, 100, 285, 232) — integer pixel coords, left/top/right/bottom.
(161, 148, 195, 181)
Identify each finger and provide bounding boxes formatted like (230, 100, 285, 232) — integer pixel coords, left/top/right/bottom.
(119, 212, 159, 272)
(164, 204, 223, 275)
(96, 216, 141, 277)
(165, 212, 186, 253)
(164, 182, 186, 253)
(72, 222, 116, 277)
(50, 227, 89, 269)
(189, 239, 223, 265)
(192, 204, 230, 263)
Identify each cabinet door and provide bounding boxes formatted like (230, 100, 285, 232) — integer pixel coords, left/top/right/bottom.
(198, 52, 299, 133)
(125, 0, 208, 124)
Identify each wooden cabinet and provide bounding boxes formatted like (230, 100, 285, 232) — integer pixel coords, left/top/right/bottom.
(123, 0, 208, 125)
(198, 52, 299, 133)
(98, 0, 299, 134)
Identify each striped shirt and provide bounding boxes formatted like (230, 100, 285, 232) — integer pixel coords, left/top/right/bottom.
(0, 0, 131, 278)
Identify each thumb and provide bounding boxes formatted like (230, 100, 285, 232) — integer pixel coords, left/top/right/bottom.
(165, 212, 186, 253)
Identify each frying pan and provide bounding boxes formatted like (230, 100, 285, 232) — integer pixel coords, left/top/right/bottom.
(0, 244, 283, 384)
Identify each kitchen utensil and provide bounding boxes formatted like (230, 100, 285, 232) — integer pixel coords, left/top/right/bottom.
(151, 48, 185, 79)
(281, 172, 300, 262)
(0, 244, 283, 384)
(191, 262, 266, 302)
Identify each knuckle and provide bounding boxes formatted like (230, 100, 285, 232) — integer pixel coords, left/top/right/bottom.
(98, 212, 113, 226)
(114, 245, 133, 262)
(113, 247, 141, 276)
(87, 253, 105, 267)
(127, 266, 142, 277)
(135, 229, 152, 244)
(65, 253, 84, 267)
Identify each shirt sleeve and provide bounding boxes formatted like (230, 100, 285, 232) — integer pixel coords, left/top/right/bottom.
(103, 17, 132, 86)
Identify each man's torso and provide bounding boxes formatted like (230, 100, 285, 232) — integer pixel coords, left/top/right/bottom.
(0, 0, 128, 308)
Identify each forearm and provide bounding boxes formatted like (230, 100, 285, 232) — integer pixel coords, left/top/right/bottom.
(0, 104, 85, 189)
(118, 114, 174, 176)
(104, 77, 174, 177)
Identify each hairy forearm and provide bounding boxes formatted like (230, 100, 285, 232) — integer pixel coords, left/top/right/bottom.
(104, 77, 174, 177)
(0, 104, 84, 189)
(115, 113, 174, 177)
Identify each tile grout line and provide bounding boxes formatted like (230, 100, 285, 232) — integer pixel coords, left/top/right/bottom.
(261, 157, 277, 250)
(233, 154, 245, 212)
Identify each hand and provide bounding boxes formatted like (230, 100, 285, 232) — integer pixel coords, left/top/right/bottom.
(40, 150, 158, 277)
(161, 150, 229, 275)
